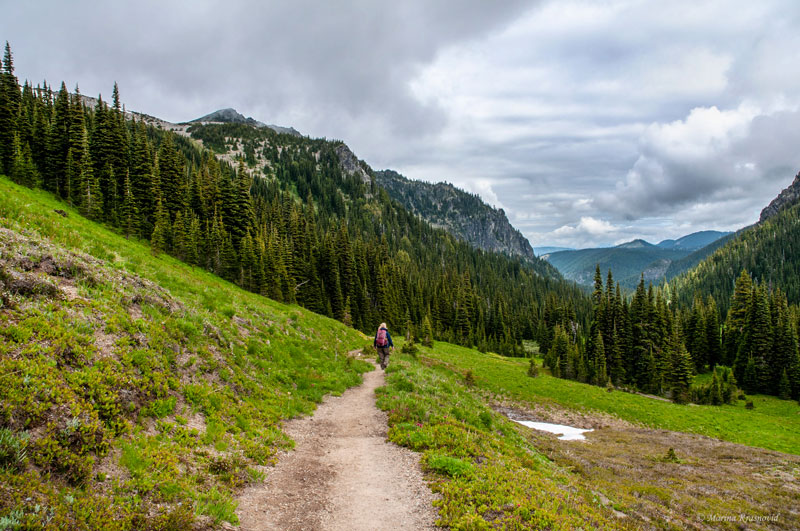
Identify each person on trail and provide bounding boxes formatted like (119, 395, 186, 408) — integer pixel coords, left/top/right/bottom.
(373, 322, 394, 370)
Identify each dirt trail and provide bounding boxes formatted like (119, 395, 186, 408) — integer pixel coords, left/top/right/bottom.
(237, 363, 439, 530)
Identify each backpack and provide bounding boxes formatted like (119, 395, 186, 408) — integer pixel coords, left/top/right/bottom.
(376, 328, 388, 347)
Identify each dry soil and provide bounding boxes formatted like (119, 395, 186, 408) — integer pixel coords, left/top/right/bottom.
(236, 363, 439, 530)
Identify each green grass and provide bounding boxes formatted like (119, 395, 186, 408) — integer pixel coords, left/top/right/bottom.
(0, 177, 372, 528)
(423, 341, 800, 455)
(376, 348, 624, 529)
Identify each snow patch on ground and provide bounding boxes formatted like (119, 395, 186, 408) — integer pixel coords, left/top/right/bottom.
(512, 419, 593, 441)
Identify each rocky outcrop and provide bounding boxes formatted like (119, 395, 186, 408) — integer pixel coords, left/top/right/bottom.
(375, 169, 536, 261)
(335, 144, 372, 184)
(760, 171, 800, 222)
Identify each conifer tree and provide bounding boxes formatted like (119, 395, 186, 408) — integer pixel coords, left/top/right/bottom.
(150, 199, 171, 255)
(120, 171, 139, 239)
(171, 210, 187, 261)
(668, 338, 694, 404)
(0, 42, 20, 174)
(187, 215, 201, 266)
(724, 271, 753, 366)
(609, 325, 625, 386)
(705, 296, 721, 368)
(779, 369, 791, 400)
(742, 355, 758, 394)
(422, 313, 434, 347)
(595, 330, 607, 386)
(709, 368, 723, 405)
(79, 150, 103, 220)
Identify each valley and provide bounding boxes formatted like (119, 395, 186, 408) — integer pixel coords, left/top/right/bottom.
(2, 29, 800, 531)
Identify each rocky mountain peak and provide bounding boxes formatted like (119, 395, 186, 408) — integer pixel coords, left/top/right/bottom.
(190, 108, 301, 136)
(335, 143, 372, 184)
(760, 170, 800, 223)
(374, 169, 537, 262)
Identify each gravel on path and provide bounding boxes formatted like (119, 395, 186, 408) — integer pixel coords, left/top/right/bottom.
(236, 363, 439, 530)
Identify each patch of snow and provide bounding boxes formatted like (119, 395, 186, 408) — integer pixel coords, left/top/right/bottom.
(513, 419, 593, 441)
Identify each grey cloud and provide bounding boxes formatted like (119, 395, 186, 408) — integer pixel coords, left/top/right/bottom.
(5, 0, 800, 249)
(595, 106, 800, 222)
(4, 1, 537, 134)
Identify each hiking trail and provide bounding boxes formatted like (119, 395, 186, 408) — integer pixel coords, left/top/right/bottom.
(236, 360, 439, 530)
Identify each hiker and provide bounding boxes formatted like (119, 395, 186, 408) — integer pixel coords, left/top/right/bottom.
(373, 322, 394, 370)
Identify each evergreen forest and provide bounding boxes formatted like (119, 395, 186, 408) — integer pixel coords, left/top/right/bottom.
(543, 263, 800, 402)
(0, 43, 588, 357)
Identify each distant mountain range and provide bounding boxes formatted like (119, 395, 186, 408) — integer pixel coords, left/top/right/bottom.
(542, 231, 731, 287)
(655, 230, 734, 251)
(534, 246, 574, 256)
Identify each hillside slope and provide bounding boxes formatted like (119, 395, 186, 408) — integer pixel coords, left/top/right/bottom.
(671, 195, 800, 310)
(374, 169, 539, 262)
(544, 241, 688, 287)
(656, 230, 731, 251)
(0, 177, 370, 528)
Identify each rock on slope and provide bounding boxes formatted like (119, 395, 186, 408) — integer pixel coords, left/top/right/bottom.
(760, 170, 800, 222)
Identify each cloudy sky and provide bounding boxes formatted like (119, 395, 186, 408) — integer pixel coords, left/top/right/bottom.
(4, 0, 800, 248)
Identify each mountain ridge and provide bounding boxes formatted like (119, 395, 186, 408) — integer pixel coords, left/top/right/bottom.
(760, 170, 800, 222)
(189, 107, 301, 136)
(374, 169, 538, 262)
(544, 230, 732, 287)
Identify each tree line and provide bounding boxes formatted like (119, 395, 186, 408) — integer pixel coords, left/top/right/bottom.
(0, 42, 591, 354)
(543, 265, 800, 403)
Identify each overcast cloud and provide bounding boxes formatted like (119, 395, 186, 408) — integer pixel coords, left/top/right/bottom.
(3, 0, 800, 248)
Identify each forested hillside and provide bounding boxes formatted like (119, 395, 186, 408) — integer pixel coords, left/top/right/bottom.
(0, 43, 588, 356)
(670, 196, 800, 312)
(543, 264, 800, 404)
(373, 169, 540, 262)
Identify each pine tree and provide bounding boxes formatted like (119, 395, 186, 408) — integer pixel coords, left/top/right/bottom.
(738, 285, 772, 392)
(120, 171, 139, 239)
(10, 132, 36, 186)
(609, 325, 625, 386)
(724, 270, 753, 366)
(187, 215, 201, 266)
(779, 369, 791, 400)
(705, 296, 721, 368)
(150, 199, 171, 255)
(585, 264, 605, 382)
(593, 329, 607, 386)
(172, 210, 187, 261)
(709, 368, 723, 405)
(0, 42, 21, 175)
(46, 83, 70, 197)
(742, 355, 758, 395)
(422, 313, 434, 347)
(79, 150, 103, 220)
(668, 327, 693, 404)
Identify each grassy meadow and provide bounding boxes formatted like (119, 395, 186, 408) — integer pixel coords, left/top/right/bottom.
(423, 341, 800, 455)
(0, 177, 371, 529)
(382, 340, 800, 529)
